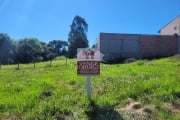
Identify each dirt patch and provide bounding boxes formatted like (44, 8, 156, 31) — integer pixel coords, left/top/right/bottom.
(166, 101, 180, 115)
(0, 115, 19, 120)
(115, 98, 156, 120)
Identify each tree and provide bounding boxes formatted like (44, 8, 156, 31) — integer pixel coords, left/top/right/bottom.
(48, 40, 68, 56)
(16, 38, 44, 66)
(46, 44, 56, 66)
(68, 15, 89, 58)
(0, 33, 13, 66)
(9, 41, 21, 69)
(39, 41, 50, 61)
(9, 39, 49, 69)
(46, 51, 56, 66)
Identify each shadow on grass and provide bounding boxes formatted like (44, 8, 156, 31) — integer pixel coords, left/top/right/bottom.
(85, 99, 124, 120)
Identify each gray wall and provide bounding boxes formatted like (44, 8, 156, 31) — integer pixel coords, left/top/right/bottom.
(99, 33, 180, 61)
(99, 33, 140, 61)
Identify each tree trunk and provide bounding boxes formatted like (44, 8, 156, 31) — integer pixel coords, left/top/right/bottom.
(65, 57, 67, 66)
(50, 60, 52, 66)
(34, 62, 36, 68)
(17, 63, 20, 70)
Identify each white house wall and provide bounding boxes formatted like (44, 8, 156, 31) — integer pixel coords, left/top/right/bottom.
(160, 16, 180, 36)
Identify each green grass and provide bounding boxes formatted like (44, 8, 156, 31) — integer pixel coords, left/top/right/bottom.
(0, 56, 180, 119)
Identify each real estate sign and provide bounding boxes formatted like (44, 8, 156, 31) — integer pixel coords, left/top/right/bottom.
(77, 48, 100, 75)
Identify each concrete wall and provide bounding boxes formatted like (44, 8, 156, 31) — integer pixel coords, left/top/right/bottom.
(140, 35, 179, 58)
(99, 33, 140, 61)
(99, 33, 180, 61)
(160, 16, 180, 36)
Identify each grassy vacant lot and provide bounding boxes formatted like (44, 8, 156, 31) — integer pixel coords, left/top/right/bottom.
(0, 56, 180, 120)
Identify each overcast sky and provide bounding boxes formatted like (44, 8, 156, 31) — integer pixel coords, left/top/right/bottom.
(0, 0, 179, 46)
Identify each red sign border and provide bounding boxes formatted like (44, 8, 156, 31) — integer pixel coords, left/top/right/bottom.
(77, 61, 100, 75)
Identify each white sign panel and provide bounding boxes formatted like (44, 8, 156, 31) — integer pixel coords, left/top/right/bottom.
(77, 48, 101, 61)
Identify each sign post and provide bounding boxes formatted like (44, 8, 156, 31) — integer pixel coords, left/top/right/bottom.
(77, 48, 100, 99)
(86, 75, 91, 99)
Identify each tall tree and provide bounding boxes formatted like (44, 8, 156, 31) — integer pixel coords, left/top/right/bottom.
(0, 33, 13, 65)
(68, 15, 89, 58)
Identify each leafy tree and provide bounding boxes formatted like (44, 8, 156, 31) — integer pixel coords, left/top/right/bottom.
(9, 39, 49, 69)
(0, 33, 13, 66)
(16, 38, 44, 65)
(39, 41, 50, 61)
(7, 40, 17, 62)
(46, 51, 56, 66)
(46, 45, 56, 66)
(68, 15, 89, 58)
(10, 41, 21, 69)
(48, 40, 68, 56)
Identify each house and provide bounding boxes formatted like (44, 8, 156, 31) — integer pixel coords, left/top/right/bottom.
(159, 16, 180, 36)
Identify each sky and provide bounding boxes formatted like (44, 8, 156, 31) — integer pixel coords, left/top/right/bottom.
(0, 0, 179, 46)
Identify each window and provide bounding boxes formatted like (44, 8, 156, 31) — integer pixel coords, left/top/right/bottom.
(174, 26, 177, 30)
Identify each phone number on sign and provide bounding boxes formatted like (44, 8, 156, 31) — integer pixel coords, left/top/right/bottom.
(77, 61, 100, 74)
